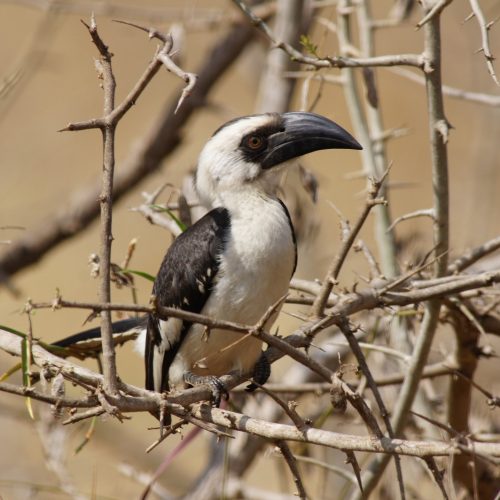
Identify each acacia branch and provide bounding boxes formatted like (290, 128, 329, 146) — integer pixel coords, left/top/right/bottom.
(447, 235, 500, 274)
(25, 267, 500, 345)
(80, 16, 119, 395)
(2, 329, 499, 460)
(312, 173, 387, 317)
(468, 0, 499, 86)
(187, 404, 500, 458)
(131, 185, 184, 237)
(355, 0, 401, 280)
(357, 3, 452, 495)
(445, 301, 500, 497)
(416, 0, 453, 29)
(275, 441, 308, 500)
(232, 0, 426, 70)
(291, 454, 357, 484)
(338, 316, 406, 500)
(243, 361, 455, 394)
(249, 382, 307, 431)
(387, 208, 436, 232)
(388, 66, 500, 106)
(112, 20, 198, 115)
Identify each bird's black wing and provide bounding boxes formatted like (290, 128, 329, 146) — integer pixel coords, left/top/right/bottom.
(53, 318, 144, 348)
(145, 207, 231, 394)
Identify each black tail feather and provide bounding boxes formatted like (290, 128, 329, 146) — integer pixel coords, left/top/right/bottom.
(52, 317, 145, 347)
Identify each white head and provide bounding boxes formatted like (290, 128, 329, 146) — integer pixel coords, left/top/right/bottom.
(195, 112, 362, 208)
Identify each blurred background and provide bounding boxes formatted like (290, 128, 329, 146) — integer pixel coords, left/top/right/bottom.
(0, 0, 499, 498)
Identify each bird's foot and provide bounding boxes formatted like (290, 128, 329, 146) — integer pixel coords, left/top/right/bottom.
(183, 372, 228, 407)
(245, 352, 271, 392)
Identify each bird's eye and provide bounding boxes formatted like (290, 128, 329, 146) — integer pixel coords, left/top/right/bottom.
(246, 135, 264, 149)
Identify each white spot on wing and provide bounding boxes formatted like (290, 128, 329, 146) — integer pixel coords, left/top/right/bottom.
(153, 350, 164, 392)
(134, 328, 147, 357)
(196, 279, 205, 293)
(159, 318, 183, 347)
(149, 318, 184, 392)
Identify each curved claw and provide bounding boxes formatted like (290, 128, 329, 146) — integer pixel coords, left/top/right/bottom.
(206, 375, 228, 407)
(184, 371, 228, 407)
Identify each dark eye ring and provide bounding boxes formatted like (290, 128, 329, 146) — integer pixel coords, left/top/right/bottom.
(246, 135, 264, 149)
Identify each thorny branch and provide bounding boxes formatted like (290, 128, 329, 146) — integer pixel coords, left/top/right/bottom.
(2, 259, 498, 424)
(80, 16, 120, 395)
(275, 441, 308, 500)
(312, 171, 388, 316)
(232, 0, 427, 70)
(2, 328, 500, 460)
(467, 0, 499, 86)
(22, 267, 500, 339)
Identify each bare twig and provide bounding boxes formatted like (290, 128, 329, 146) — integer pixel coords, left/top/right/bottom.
(345, 450, 364, 494)
(332, 373, 385, 438)
(275, 441, 308, 500)
(312, 172, 388, 316)
(387, 208, 436, 232)
(232, 0, 426, 70)
(468, 0, 499, 86)
(388, 66, 500, 106)
(291, 454, 357, 484)
(250, 381, 307, 431)
(0, 381, 97, 408)
(447, 235, 500, 274)
(72, 16, 120, 395)
(238, 361, 455, 394)
(113, 20, 198, 113)
(452, 370, 500, 408)
(390, 1, 451, 426)
(416, 0, 453, 29)
(63, 407, 106, 425)
(354, 0, 401, 280)
(131, 186, 184, 237)
(337, 318, 406, 499)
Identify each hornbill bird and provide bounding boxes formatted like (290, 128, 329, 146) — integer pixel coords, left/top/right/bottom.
(55, 112, 361, 423)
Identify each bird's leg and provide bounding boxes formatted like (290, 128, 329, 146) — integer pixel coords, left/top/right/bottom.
(183, 372, 228, 407)
(245, 351, 271, 392)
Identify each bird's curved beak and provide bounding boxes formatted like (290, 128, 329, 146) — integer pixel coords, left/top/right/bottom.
(261, 112, 362, 169)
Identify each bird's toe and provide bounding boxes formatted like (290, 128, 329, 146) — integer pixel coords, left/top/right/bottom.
(184, 371, 228, 407)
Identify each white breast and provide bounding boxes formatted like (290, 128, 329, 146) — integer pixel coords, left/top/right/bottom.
(168, 191, 295, 388)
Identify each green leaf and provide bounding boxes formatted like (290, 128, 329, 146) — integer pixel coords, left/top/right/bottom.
(0, 361, 22, 382)
(0, 323, 62, 352)
(150, 204, 187, 232)
(21, 337, 35, 420)
(121, 269, 156, 283)
(0, 324, 27, 337)
(300, 34, 319, 57)
(74, 416, 97, 454)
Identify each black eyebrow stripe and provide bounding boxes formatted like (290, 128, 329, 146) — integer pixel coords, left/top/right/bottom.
(211, 113, 284, 137)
